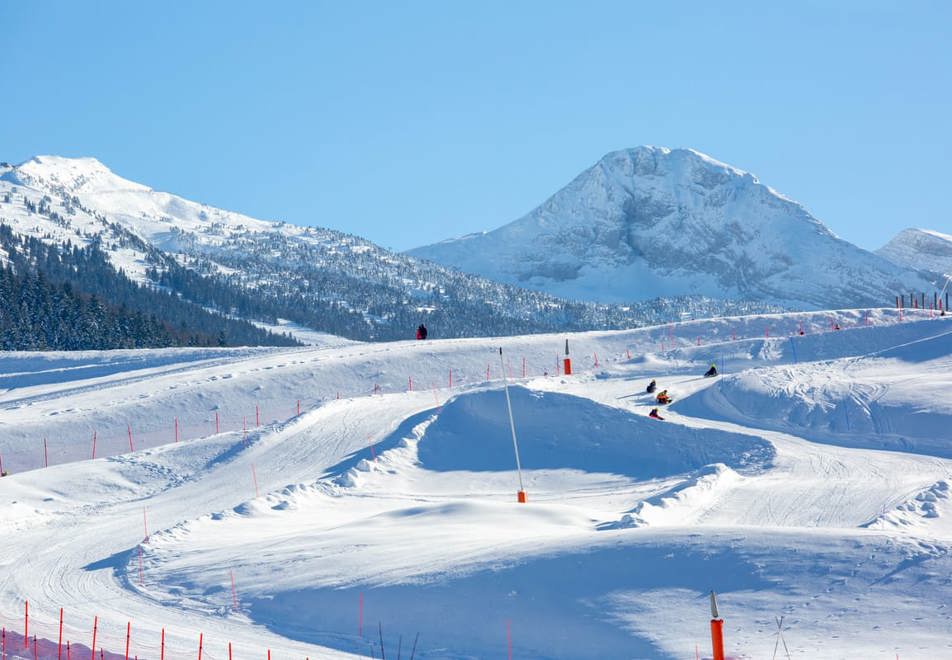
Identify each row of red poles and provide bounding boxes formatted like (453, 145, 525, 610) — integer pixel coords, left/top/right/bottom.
(6, 601, 307, 660)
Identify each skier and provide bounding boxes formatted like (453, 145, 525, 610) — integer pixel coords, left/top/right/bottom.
(421, 323, 428, 340)
(648, 408, 664, 420)
(704, 363, 718, 378)
(646, 379, 657, 394)
(656, 390, 672, 405)
(416, 324, 428, 340)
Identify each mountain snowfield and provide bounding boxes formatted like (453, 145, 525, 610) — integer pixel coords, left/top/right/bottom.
(0, 307, 951, 659)
(878, 228, 952, 279)
(409, 147, 935, 308)
(0, 155, 778, 344)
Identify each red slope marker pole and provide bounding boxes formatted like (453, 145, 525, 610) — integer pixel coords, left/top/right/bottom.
(125, 621, 131, 660)
(710, 592, 724, 660)
(90, 616, 98, 660)
(44, 438, 49, 467)
(215, 411, 220, 435)
(228, 642, 232, 660)
(297, 400, 301, 416)
(197, 632, 203, 660)
(58, 607, 64, 660)
(160, 628, 165, 660)
(448, 369, 453, 388)
(24, 600, 29, 648)
(128, 425, 134, 452)
(91, 432, 97, 459)
(256, 405, 260, 427)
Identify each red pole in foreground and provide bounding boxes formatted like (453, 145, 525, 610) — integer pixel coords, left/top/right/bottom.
(59, 607, 64, 660)
(228, 642, 232, 660)
(297, 399, 301, 416)
(128, 425, 135, 452)
(24, 600, 28, 648)
(160, 628, 165, 660)
(90, 616, 98, 660)
(125, 621, 131, 660)
(197, 632, 203, 660)
(710, 591, 725, 660)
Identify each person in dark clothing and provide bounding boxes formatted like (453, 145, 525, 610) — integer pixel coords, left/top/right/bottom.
(421, 324, 428, 339)
(416, 324, 428, 340)
(646, 379, 657, 394)
(648, 408, 664, 420)
(704, 363, 718, 378)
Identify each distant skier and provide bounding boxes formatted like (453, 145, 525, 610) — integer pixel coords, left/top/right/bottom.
(648, 408, 664, 420)
(656, 390, 672, 405)
(704, 363, 718, 378)
(646, 379, 657, 394)
(416, 324, 428, 340)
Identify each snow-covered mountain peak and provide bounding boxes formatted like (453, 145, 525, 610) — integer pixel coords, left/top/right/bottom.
(409, 146, 932, 308)
(878, 227, 952, 277)
(6, 155, 152, 194)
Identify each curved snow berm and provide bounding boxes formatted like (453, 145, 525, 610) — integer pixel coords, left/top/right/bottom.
(418, 386, 773, 478)
(409, 146, 932, 308)
(877, 227, 952, 278)
(676, 329, 952, 457)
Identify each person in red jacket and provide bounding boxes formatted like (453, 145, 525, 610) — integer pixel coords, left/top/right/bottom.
(649, 408, 664, 420)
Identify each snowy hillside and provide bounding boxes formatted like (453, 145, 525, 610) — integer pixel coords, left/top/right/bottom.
(0, 306, 950, 658)
(409, 147, 934, 308)
(878, 227, 952, 278)
(0, 156, 779, 343)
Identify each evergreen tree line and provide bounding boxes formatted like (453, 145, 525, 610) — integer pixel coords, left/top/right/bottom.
(0, 223, 299, 350)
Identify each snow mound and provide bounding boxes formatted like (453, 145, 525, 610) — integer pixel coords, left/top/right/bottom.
(417, 387, 774, 479)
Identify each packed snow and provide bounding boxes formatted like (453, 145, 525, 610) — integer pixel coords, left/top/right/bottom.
(0, 308, 951, 659)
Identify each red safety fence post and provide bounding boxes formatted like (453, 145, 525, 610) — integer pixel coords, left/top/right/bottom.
(215, 411, 220, 435)
(34, 635, 37, 658)
(626, 348, 631, 360)
(91, 432, 97, 460)
(593, 352, 599, 368)
(197, 632, 203, 660)
(59, 607, 64, 660)
(448, 369, 453, 388)
(297, 400, 301, 416)
(24, 600, 29, 648)
(125, 621, 131, 660)
(160, 628, 165, 660)
(256, 404, 260, 427)
(2, 626, 5, 658)
(90, 615, 98, 660)
(228, 642, 232, 660)
(709, 592, 725, 660)
(408, 376, 413, 392)
(44, 438, 49, 467)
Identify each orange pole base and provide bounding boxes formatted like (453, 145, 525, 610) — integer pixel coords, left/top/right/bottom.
(517, 490, 527, 503)
(563, 358, 572, 375)
(710, 618, 724, 660)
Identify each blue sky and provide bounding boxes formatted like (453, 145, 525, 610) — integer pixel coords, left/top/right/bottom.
(1, 1, 949, 251)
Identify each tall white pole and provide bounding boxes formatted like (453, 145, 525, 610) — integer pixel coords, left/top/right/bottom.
(499, 347, 526, 497)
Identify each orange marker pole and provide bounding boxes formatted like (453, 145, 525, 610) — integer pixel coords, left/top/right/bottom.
(710, 591, 724, 660)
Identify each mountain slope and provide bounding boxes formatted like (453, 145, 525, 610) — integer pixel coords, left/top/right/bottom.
(877, 228, 952, 279)
(0, 156, 780, 342)
(408, 147, 933, 308)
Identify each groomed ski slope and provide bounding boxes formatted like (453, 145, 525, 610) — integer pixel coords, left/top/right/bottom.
(0, 309, 951, 659)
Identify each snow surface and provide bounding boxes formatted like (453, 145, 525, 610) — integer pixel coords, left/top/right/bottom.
(0, 308, 951, 659)
(409, 147, 934, 308)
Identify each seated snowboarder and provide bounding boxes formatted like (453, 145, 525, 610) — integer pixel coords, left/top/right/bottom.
(646, 379, 657, 394)
(648, 408, 664, 420)
(656, 390, 672, 405)
(704, 363, 718, 378)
